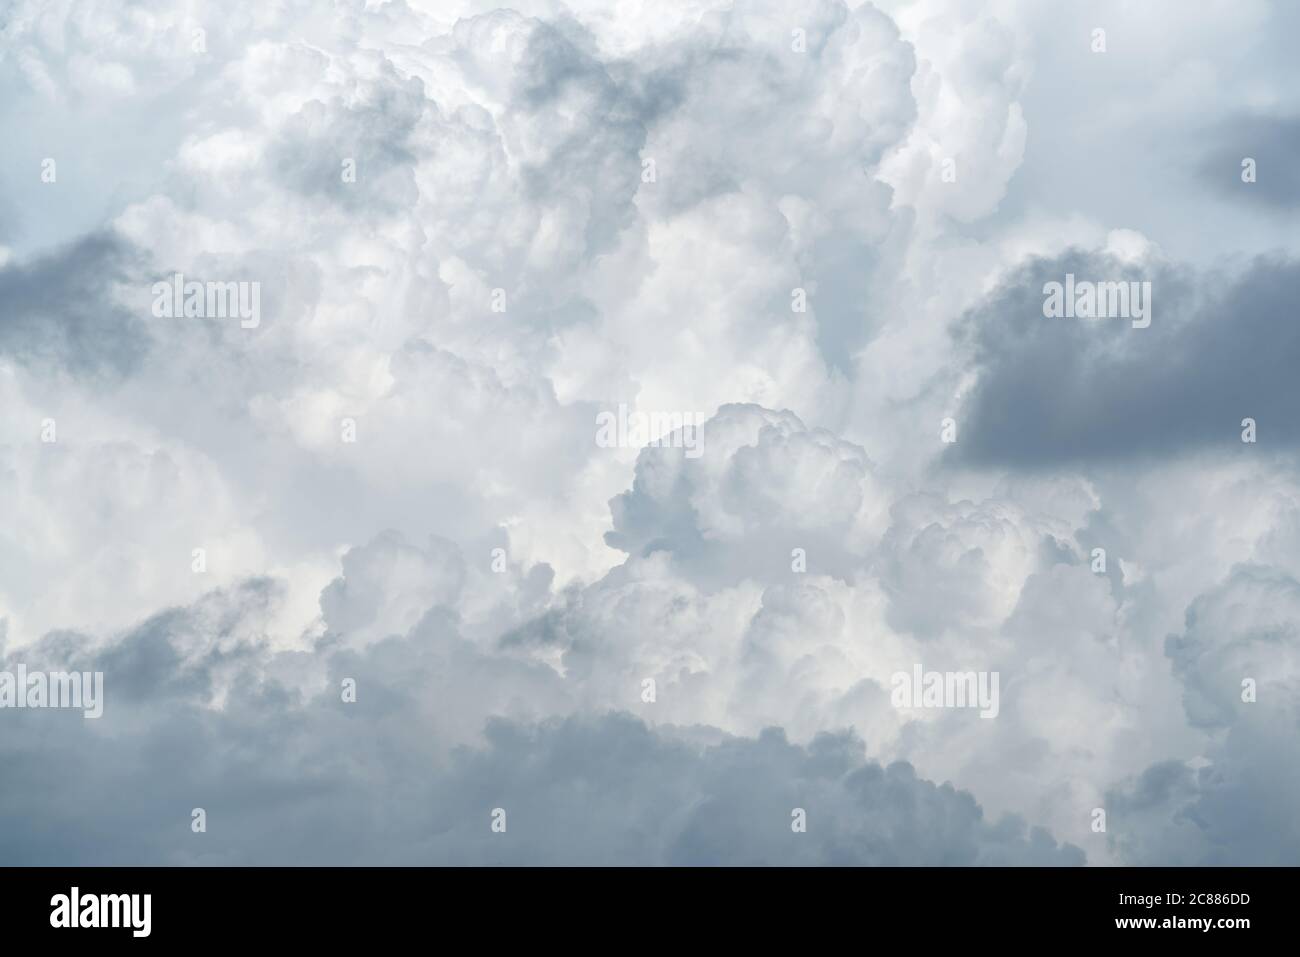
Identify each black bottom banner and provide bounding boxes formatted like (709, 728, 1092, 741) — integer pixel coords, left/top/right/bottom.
(0, 866, 1283, 945)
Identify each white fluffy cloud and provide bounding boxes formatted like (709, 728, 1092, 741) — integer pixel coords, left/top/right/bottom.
(1, 0, 1297, 864)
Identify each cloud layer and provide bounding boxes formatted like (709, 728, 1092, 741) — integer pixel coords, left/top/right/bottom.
(1, 0, 1297, 865)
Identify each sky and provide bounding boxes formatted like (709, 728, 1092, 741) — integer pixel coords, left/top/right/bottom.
(0, 0, 1297, 865)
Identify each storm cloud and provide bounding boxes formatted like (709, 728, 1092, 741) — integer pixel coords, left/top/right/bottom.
(951, 252, 1300, 466)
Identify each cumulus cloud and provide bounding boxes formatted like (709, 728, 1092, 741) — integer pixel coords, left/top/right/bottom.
(1105, 563, 1300, 865)
(1, 0, 1298, 866)
(0, 575, 1083, 865)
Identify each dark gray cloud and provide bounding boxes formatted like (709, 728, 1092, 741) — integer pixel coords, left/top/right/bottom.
(1200, 114, 1300, 210)
(950, 252, 1300, 466)
(0, 231, 150, 378)
(1105, 721, 1300, 866)
(0, 578, 1082, 865)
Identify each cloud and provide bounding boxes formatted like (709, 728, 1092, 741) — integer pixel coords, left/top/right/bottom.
(951, 252, 1300, 466)
(1200, 114, 1300, 211)
(2, 0, 1299, 867)
(1105, 563, 1300, 865)
(0, 579, 1082, 865)
(0, 232, 150, 378)
(605, 403, 888, 585)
